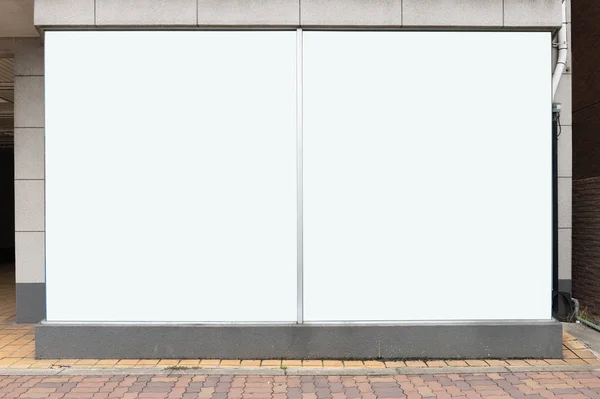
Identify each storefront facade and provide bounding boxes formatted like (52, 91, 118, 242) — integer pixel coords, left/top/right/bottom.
(1, 0, 573, 360)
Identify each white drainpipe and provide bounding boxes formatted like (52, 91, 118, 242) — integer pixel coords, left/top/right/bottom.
(552, 0, 568, 99)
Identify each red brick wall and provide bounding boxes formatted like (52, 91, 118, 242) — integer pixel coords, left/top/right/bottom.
(573, 177, 600, 313)
(572, 0, 600, 316)
(573, 1, 600, 179)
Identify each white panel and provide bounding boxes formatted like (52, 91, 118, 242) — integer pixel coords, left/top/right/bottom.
(303, 32, 552, 321)
(45, 31, 297, 322)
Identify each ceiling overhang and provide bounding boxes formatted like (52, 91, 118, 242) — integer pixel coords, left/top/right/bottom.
(0, 0, 38, 38)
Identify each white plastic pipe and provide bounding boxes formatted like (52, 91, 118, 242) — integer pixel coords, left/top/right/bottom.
(552, 0, 568, 98)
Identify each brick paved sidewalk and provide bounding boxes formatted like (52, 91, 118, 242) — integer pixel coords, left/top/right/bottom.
(0, 321, 596, 370)
(0, 268, 599, 373)
(3, 372, 600, 399)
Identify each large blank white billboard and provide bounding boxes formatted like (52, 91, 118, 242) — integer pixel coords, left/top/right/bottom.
(45, 30, 552, 324)
(45, 31, 298, 322)
(303, 32, 552, 322)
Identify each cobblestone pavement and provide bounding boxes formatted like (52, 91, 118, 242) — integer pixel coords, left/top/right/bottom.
(3, 373, 600, 399)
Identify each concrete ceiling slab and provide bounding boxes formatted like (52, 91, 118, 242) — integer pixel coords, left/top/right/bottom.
(0, 0, 38, 37)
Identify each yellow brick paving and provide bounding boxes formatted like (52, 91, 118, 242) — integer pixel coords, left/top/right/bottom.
(0, 266, 598, 370)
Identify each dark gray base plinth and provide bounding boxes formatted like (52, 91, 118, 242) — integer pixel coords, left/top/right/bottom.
(36, 321, 562, 360)
(559, 279, 572, 294)
(16, 283, 46, 323)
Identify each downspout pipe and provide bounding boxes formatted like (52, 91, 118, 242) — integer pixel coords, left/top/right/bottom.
(552, 108, 559, 303)
(552, 0, 568, 98)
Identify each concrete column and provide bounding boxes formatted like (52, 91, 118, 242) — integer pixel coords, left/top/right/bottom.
(555, 0, 573, 295)
(13, 38, 45, 323)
